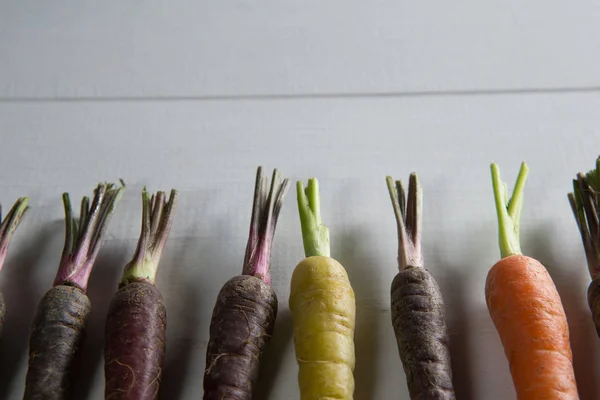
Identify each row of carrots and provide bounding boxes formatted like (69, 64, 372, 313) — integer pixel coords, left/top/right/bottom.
(0, 158, 598, 400)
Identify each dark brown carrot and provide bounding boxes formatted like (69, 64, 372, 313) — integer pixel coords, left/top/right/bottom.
(203, 167, 289, 400)
(104, 188, 178, 400)
(386, 174, 455, 400)
(0, 197, 29, 335)
(569, 156, 600, 337)
(24, 183, 123, 400)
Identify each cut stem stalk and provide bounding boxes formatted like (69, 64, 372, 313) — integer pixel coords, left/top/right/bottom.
(386, 174, 423, 270)
(121, 188, 179, 286)
(54, 182, 124, 291)
(569, 156, 600, 278)
(490, 162, 529, 259)
(297, 178, 330, 258)
(242, 167, 290, 284)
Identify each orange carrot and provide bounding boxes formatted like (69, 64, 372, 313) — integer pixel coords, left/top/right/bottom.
(485, 162, 578, 400)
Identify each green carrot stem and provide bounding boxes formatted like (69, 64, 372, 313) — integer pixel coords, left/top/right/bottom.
(569, 156, 600, 279)
(297, 178, 330, 258)
(491, 162, 529, 259)
(121, 188, 179, 285)
(0, 197, 29, 271)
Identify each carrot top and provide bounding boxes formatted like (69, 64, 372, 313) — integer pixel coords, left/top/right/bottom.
(568, 156, 600, 279)
(297, 178, 330, 258)
(54, 182, 124, 291)
(121, 188, 179, 286)
(242, 167, 290, 284)
(490, 162, 529, 259)
(0, 197, 29, 272)
(386, 173, 423, 270)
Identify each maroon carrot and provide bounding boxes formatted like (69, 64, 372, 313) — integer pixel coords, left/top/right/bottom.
(104, 188, 179, 400)
(0, 197, 29, 335)
(203, 167, 289, 400)
(24, 183, 123, 400)
(386, 174, 455, 399)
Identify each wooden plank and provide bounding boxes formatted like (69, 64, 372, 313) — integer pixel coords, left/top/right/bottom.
(1, 1, 600, 99)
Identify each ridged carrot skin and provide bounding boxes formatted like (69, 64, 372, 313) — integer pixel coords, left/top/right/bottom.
(485, 254, 577, 399)
(291, 178, 356, 400)
(203, 275, 277, 399)
(289, 256, 356, 399)
(488, 163, 578, 400)
(104, 281, 166, 399)
(390, 268, 454, 399)
(24, 285, 91, 400)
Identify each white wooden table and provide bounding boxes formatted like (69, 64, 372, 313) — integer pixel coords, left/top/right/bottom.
(1, 2, 600, 399)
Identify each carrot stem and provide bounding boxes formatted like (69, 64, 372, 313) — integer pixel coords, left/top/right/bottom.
(54, 182, 124, 291)
(386, 174, 423, 269)
(242, 167, 290, 283)
(0, 197, 29, 272)
(490, 162, 529, 259)
(297, 178, 330, 258)
(569, 156, 600, 278)
(121, 188, 179, 285)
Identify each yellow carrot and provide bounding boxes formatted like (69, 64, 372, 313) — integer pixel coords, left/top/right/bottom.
(289, 178, 356, 400)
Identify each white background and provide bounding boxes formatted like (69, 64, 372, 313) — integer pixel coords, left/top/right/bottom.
(2, 1, 600, 399)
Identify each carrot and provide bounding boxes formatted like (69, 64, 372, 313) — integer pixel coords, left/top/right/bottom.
(104, 188, 178, 400)
(486, 162, 578, 399)
(24, 182, 124, 400)
(385, 174, 455, 399)
(203, 167, 289, 400)
(0, 197, 29, 335)
(289, 178, 356, 400)
(567, 156, 600, 338)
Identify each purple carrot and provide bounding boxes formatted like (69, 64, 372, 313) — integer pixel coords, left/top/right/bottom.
(24, 183, 123, 400)
(203, 167, 289, 400)
(386, 174, 455, 400)
(104, 188, 179, 400)
(0, 197, 29, 335)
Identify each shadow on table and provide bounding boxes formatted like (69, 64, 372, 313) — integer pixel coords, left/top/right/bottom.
(254, 309, 294, 399)
(526, 223, 600, 400)
(161, 216, 238, 400)
(160, 277, 202, 400)
(444, 268, 475, 400)
(427, 242, 476, 400)
(70, 243, 130, 399)
(336, 229, 380, 400)
(0, 221, 59, 399)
